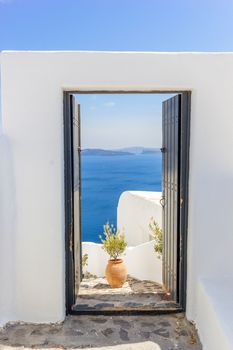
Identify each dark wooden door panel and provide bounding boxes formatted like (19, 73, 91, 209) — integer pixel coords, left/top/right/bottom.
(162, 94, 181, 300)
(70, 95, 82, 298)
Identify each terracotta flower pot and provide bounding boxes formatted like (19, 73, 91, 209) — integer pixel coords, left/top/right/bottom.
(105, 259, 127, 288)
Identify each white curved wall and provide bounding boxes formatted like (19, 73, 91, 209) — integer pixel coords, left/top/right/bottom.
(82, 242, 109, 278)
(125, 241, 162, 283)
(117, 191, 162, 246)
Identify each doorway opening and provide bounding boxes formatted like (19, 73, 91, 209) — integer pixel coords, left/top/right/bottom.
(64, 91, 191, 315)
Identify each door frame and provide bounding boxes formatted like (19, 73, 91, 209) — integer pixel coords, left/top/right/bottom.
(63, 90, 191, 315)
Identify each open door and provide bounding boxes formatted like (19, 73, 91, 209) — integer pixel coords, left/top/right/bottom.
(70, 95, 82, 298)
(64, 90, 190, 314)
(162, 94, 181, 300)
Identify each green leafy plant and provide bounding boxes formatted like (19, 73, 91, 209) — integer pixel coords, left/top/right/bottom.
(82, 253, 88, 267)
(99, 223, 127, 260)
(149, 218, 163, 255)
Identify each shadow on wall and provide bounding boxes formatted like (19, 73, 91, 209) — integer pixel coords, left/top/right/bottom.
(0, 135, 17, 325)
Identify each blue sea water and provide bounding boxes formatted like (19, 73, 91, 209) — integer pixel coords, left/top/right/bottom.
(81, 153, 162, 243)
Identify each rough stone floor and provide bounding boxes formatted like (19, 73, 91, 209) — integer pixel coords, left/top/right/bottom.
(0, 314, 202, 349)
(74, 275, 178, 311)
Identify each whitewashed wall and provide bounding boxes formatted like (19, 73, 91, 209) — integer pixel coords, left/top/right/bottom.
(117, 191, 162, 246)
(1, 52, 233, 349)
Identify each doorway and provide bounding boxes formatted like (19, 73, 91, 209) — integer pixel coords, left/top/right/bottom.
(64, 91, 191, 315)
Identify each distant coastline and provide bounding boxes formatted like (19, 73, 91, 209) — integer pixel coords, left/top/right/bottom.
(82, 147, 160, 156)
(81, 149, 132, 156)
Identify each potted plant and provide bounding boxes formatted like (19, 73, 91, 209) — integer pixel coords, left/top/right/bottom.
(82, 253, 89, 277)
(149, 217, 163, 258)
(100, 223, 127, 288)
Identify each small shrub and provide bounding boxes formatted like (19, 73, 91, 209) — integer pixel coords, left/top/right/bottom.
(82, 253, 88, 267)
(149, 218, 163, 255)
(99, 222, 127, 260)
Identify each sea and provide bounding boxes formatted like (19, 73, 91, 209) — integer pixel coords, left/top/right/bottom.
(81, 153, 162, 243)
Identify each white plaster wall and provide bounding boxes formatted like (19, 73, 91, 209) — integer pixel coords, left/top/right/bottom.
(82, 242, 108, 278)
(194, 278, 233, 350)
(117, 191, 162, 246)
(0, 52, 233, 345)
(82, 241, 162, 283)
(125, 242, 162, 283)
(0, 135, 16, 325)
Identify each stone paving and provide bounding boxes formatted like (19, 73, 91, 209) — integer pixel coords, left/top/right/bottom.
(74, 276, 178, 311)
(0, 314, 202, 349)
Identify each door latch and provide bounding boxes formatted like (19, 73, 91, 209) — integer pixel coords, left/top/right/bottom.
(160, 196, 166, 208)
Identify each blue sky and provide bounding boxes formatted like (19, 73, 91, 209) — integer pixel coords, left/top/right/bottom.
(76, 93, 174, 149)
(1, 0, 232, 148)
(0, 0, 233, 51)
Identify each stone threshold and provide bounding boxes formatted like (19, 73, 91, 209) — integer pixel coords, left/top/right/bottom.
(0, 314, 202, 349)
